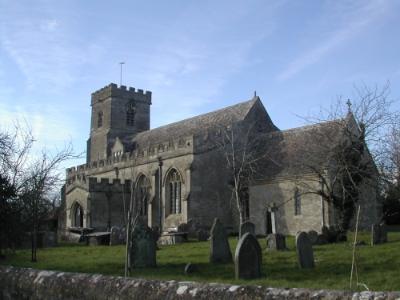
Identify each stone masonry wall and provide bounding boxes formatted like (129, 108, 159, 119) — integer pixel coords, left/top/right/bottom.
(1, 266, 399, 300)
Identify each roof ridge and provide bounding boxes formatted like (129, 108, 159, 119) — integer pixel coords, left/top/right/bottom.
(135, 97, 257, 137)
(281, 118, 345, 134)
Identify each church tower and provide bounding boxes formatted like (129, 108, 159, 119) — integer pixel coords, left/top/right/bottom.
(87, 83, 152, 163)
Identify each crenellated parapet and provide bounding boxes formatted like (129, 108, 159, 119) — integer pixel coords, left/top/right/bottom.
(66, 135, 194, 180)
(91, 83, 152, 105)
(88, 177, 131, 193)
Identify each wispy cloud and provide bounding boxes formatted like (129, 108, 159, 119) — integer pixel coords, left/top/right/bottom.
(0, 3, 105, 92)
(277, 0, 391, 81)
(0, 103, 77, 146)
(127, 2, 279, 127)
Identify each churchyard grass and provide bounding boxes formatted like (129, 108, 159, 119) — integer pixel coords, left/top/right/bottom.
(1, 232, 400, 291)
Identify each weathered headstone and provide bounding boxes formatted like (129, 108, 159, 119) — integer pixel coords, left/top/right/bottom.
(371, 223, 388, 245)
(239, 221, 255, 238)
(321, 226, 330, 241)
(315, 234, 328, 245)
(209, 218, 232, 263)
(234, 232, 262, 279)
(197, 229, 209, 241)
(307, 230, 319, 245)
(184, 262, 197, 274)
(187, 219, 201, 239)
(380, 223, 388, 243)
(296, 231, 315, 269)
(130, 220, 156, 268)
(266, 233, 286, 251)
(109, 226, 122, 246)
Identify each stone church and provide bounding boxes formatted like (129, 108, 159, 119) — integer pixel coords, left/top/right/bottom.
(62, 83, 380, 237)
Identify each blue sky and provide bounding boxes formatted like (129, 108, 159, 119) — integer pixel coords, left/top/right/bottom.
(1, 0, 399, 167)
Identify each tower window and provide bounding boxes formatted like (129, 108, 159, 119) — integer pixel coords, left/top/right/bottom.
(97, 111, 103, 128)
(294, 188, 301, 216)
(126, 104, 135, 126)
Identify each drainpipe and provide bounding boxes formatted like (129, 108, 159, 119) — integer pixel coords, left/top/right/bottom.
(158, 157, 163, 233)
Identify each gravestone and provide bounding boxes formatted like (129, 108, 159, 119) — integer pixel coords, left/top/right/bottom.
(109, 226, 122, 246)
(371, 223, 388, 245)
(209, 218, 232, 263)
(315, 234, 328, 245)
(380, 223, 388, 243)
(307, 230, 319, 245)
(239, 221, 255, 238)
(266, 233, 286, 251)
(197, 229, 209, 241)
(184, 262, 197, 274)
(130, 220, 156, 268)
(296, 231, 315, 269)
(235, 233, 262, 279)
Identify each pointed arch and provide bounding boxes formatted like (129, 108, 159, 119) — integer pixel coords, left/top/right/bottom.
(162, 166, 185, 187)
(135, 174, 150, 216)
(71, 201, 84, 227)
(165, 168, 182, 215)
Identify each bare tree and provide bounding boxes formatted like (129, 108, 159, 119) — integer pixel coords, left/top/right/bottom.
(20, 145, 76, 262)
(216, 121, 268, 226)
(295, 82, 399, 231)
(0, 122, 77, 261)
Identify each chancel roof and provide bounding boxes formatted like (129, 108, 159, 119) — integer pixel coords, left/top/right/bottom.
(258, 119, 346, 181)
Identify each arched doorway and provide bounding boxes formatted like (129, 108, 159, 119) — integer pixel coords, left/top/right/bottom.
(73, 202, 84, 227)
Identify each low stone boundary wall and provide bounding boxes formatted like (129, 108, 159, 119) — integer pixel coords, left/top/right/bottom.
(1, 266, 399, 300)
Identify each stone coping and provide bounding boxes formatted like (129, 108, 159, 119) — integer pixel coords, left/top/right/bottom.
(1, 266, 399, 300)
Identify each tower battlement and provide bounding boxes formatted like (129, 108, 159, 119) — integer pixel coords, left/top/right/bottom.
(91, 83, 152, 105)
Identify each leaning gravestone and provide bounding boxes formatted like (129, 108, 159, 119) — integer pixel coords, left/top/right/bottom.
(130, 220, 156, 268)
(266, 233, 286, 251)
(296, 231, 315, 269)
(209, 218, 232, 263)
(235, 232, 262, 279)
(371, 224, 380, 245)
(239, 221, 255, 238)
(109, 226, 122, 246)
(371, 223, 388, 245)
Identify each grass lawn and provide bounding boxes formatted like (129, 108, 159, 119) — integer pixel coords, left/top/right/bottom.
(1, 232, 400, 291)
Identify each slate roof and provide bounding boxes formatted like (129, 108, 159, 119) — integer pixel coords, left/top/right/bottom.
(131, 97, 260, 147)
(259, 119, 346, 180)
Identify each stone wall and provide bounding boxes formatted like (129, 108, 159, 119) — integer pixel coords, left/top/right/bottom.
(250, 177, 327, 235)
(1, 266, 398, 300)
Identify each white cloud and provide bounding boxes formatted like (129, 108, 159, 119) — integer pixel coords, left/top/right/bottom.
(277, 0, 391, 81)
(40, 19, 59, 32)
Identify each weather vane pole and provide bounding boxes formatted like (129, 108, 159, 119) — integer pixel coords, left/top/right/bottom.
(119, 62, 125, 86)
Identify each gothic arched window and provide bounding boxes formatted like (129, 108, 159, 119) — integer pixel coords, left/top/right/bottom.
(126, 103, 135, 126)
(294, 188, 301, 216)
(167, 169, 182, 214)
(136, 175, 149, 216)
(97, 111, 103, 128)
(73, 202, 84, 227)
